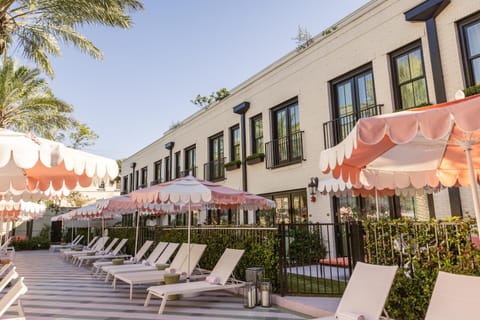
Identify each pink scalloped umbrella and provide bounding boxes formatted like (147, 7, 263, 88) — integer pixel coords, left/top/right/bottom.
(320, 94, 480, 231)
(0, 128, 118, 195)
(131, 175, 275, 276)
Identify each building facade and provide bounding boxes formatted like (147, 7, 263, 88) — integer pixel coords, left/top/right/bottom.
(121, 0, 480, 225)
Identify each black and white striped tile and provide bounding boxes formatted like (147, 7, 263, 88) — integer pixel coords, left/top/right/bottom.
(5, 251, 311, 320)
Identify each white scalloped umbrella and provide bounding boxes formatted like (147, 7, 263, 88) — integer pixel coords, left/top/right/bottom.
(0, 128, 118, 194)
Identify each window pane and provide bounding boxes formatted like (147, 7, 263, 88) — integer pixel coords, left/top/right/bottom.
(473, 57, 480, 85)
(467, 22, 480, 57)
(289, 103, 300, 133)
(276, 110, 287, 138)
(274, 195, 290, 224)
(400, 83, 415, 109)
(336, 82, 353, 116)
(396, 54, 411, 84)
(356, 71, 375, 110)
(409, 49, 424, 79)
(413, 79, 428, 106)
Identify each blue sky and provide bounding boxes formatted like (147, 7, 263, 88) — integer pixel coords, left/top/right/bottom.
(46, 0, 370, 160)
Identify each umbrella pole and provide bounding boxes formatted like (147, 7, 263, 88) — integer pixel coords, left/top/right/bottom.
(187, 202, 191, 281)
(375, 189, 380, 220)
(87, 219, 90, 245)
(134, 211, 139, 256)
(71, 220, 73, 243)
(464, 146, 480, 234)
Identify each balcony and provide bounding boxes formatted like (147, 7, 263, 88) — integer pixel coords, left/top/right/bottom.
(322, 104, 383, 149)
(180, 167, 197, 177)
(265, 131, 304, 169)
(204, 158, 225, 181)
(150, 179, 163, 186)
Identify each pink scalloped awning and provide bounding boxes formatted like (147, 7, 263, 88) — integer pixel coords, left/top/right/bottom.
(320, 94, 480, 189)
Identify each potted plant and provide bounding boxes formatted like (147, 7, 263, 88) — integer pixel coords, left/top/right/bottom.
(464, 84, 480, 97)
(224, 159, 241, 171)
(246, 152, 265, 165)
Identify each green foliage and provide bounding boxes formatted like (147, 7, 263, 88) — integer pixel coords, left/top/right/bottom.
(107, 227, 139, 255)
(0, 0, 144, 77)
(288, 226, 326, 264)
(224, 160, 241, 169)
(246, 153, 265, 161)
(363, 218, 480, 320)
(12, 237, 50, 250)
(293, 25, 314, 51)
(190, 88, 230, 107)
(464, 84, 480, 97)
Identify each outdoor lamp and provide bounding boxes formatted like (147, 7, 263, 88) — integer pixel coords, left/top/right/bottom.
(308, 177, 318, 202)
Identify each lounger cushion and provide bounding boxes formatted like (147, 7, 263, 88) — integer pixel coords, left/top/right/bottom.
(335, 312, 365, 320)
(206, 275, 220, 284)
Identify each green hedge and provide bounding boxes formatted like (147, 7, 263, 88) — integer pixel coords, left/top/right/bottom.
(12, 237, 50, 250)
(363, 218, 480, 319)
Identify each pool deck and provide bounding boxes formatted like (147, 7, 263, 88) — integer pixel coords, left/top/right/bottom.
(3, 250, 339, 319)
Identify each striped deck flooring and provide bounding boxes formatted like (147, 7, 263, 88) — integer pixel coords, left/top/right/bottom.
(4, 251, 312, 320)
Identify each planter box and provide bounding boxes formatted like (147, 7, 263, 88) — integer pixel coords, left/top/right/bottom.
(247, 157, 264, 165)
(225, 163, 241, 171)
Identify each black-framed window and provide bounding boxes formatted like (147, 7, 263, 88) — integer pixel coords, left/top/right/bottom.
(459, 13, 480, 87)
(391, 41, 428, 110)
(250, 114, 263, 154)
(164, 156, 171, 182)
(140, 166, 147, 188)
(184, 145, 196, 176)
(271, 98, 302, 164)
(153, 160, 162, 184)
(259, 189, 308, 224)
(230, 125, 240, 162)
(207, 132, 224, 181)
(129, 173, 134, 192)
(122, 176, 128, 193)
(331, 64, 376, 141)
(174, 151, 181, 179)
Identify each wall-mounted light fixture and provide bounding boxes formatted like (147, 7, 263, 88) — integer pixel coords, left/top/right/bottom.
(308, 177, 319, 202)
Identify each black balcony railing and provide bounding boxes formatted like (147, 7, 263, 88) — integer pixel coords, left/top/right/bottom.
(323, 104, 383, 149)
(265, 131, 304, 169)
(204, 158, 225, 181)
(181, 167, 197, 177)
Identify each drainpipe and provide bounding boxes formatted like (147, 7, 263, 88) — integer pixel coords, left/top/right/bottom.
(233, 102, 250, 192)
(405, 0, 463, 216)
(165, 141, 174, 181)
(233, 102, 250, 224)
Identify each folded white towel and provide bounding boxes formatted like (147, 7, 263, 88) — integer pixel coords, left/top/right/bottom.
(335, 312, 365, 320)
(206, 275, 221, 284)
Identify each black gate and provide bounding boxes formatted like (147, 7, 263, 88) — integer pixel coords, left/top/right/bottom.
(278, 222, 364, 296)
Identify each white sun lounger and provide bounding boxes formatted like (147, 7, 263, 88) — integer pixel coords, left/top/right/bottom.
(70, 237, 117, 264)
(113, 243, 207, 300)
(76, 238, 129, 267)
(103, 242, 179, 282)
(312, 262, 398, 320)
(0, 267, 18, 292)
(92, 240, 154, 275)
(50, 234, 84, 252)
(145, 248, 245, 314)
(425, 271, 480, 320)
(61, 236, 104, 259)
(0, 277, 28, 320)
(60, 235, 98, 254)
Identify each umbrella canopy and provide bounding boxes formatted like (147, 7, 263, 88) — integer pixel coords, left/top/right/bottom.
(0, 200, 46, 222)
(0, 128, 118, 194)
(319, 94, 480, 230)
(131, 175, 275, 210)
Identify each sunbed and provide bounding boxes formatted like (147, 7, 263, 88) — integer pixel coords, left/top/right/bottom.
(76, 238, 129, 267)
(0, 277, 28, 320)
(50, 234, 84, 252)
(113, 243, 207, 300)
(312, 262, 398, 320)
(70, 237, 117, 264)
(102, 242, 179, 282)
(425, 271, 480, 319)
(0, 267, 18, 292)
(144, 248, 245, 314)
(92, 240, 154, 275)
(60, 236, 101, 258)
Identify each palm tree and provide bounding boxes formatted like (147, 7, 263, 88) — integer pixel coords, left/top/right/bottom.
(0, 56, 89, 141)
(0, 0, 143, 77)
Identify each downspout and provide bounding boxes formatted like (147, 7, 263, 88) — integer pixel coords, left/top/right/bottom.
(233, 102, 250, 224)
(404, 0, 462, 217)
